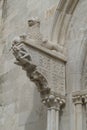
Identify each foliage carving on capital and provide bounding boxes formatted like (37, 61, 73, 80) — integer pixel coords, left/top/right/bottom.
(72, 95, 83, 105)
(42, 92, 65, 110)
(72, 90, 87, 105)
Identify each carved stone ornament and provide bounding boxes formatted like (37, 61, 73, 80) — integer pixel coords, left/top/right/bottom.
(12, 18, 66, 99)
(12, 40, 50, 95)
(42, 91, 65, 110)
(72, 89, 87, 105)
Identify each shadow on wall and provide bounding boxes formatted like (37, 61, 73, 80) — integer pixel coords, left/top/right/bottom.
(24, 86, 47, 130)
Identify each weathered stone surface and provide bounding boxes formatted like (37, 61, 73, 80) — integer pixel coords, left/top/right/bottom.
(1, 0, 87, 130)
(17, 42, 66, 95)
(0, 0, 59, 130)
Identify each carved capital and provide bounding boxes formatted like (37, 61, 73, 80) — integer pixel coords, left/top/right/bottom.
(42, 92, 65, 110)
(72, 95, 83, 105)
(72, 90, 87, 105)
(83, 95, 87, 104)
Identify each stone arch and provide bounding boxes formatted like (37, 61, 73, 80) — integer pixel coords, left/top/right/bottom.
(82, 50, 87, 90)
(51, 0, 79, 46)
(66, 0, 87, 92)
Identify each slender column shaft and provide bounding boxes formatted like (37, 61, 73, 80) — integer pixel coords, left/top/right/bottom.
(75, 103, 83, 130)
(56, 109, 59, 130)
(73, 91, 87, 130)
(84, 95, 87, 129)
(47, 108, 51, 130)
(50, 108, 56, 130)
(47, 108, 60, 130)
(85, 103, 87, 129)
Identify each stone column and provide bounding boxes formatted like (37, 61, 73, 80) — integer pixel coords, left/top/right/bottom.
(42, 93, 65, 130)
(56, 108, 59, 130)
(73, 95, 83, 130)
(47, 108, 51, 130)
(84, 95, 87, 129)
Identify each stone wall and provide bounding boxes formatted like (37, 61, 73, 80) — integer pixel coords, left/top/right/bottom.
(1, 0, 87, 130)
(0, 0, 59, 130)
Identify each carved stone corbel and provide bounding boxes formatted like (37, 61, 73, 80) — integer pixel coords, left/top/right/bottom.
(12, 40, 50, 95)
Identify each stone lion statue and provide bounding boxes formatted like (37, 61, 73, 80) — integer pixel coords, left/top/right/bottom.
(41, 39, 64, 53)
(26, 17, 43, 45)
